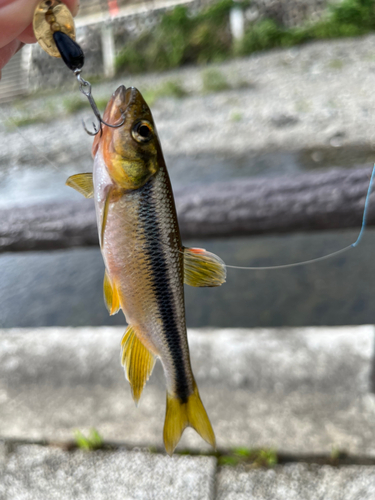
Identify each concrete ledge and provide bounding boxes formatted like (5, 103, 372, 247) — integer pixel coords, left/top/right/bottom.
(217, 463, 375, 500)
(0, 327, 374, 454)
(0, 445, 216, 500)
(1, 326, 373, 393)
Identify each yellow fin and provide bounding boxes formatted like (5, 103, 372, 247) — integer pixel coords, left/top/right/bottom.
(121, 326, 156, 404)
(65, 173, 94, 198)
(163, 382, 216, 455)
(183, 247, 226, 287)
(103, 270, 120, 315)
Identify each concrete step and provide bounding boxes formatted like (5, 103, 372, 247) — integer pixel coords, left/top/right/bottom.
(0, 445, 215, 500)
(0, 326, 374, 455)
(217, 463, 375, 500)
(1, 444, 375, 500)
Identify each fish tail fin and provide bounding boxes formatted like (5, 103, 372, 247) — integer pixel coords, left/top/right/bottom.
(163, 381, 215, 456)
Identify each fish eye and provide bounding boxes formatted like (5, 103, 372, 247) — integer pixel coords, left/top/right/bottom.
(132, 121, 153, 143)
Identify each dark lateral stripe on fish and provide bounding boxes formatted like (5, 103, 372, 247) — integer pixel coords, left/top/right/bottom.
(138, 179, 191, 403)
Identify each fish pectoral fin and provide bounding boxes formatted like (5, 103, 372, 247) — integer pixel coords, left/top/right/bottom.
(163, 381, 216, 456)
(183, 247, 226, 287)
(121, 326, 156, 405)
(103, 270, 120, 315)
(65, 173, 94, 198)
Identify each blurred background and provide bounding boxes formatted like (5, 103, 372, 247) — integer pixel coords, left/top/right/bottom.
(3, 2, 375, 496)
(1, 0, 375, 330)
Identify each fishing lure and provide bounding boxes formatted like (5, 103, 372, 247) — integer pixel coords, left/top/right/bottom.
(33, 0, 124, 135)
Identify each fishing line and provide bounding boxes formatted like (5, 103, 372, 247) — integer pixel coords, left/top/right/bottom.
(222, 164, 375, 271)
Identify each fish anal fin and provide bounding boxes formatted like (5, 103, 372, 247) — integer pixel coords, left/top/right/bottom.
(183, 247, 226, 287)
(121, 326, 156, 404)
(66, 173, 94, 198)
(103, 270, 120, 315)
(163, 381, 216, 456)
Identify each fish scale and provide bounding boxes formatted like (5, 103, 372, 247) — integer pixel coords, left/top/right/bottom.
(98, 160, 193, 398)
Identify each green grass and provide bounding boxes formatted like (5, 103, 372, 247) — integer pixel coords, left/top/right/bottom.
(115, 0, 375, 74)
(239, 0, 375, 55)
(218, 447, 278, 468)
(116, 0, 236, 74)
(201, 68, 230, 93)
(143, 80, 187, 105)
(230, 111, 243, 122)
(9, 115, 48, 128)
(74, 429, 104, 451)
(328, 58, 345, 69)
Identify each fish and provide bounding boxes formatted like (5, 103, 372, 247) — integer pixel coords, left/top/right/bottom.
(66, 85, 226, 455)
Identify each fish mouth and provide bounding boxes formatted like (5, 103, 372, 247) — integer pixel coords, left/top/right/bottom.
(113, 85, 137, 116)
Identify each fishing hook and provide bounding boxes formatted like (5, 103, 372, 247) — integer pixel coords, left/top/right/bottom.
(75, 71, 126, 136)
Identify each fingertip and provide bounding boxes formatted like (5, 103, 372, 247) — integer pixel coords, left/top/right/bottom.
(17, 25, 36, 44)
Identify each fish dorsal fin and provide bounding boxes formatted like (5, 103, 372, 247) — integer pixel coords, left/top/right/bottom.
(183, 247, 226, 287)
(121, 326, 156, 404)
(65, 173, 94, 198)
(103, 270, 120, 315)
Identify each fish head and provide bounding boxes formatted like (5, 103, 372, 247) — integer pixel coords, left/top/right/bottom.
(93, 85, 161, 190)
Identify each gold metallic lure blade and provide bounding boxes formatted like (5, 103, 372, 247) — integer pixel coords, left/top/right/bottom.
(33, 0, 76, 58)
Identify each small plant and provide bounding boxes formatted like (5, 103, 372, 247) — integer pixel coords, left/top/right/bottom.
(253, 449, 278, 468)
(74, 428, 103, 451)
(142, 80, 187, 105)
(218, 447, 278, 467)
(155, 80, 187, 99)
(9, 115, 47, 128)
(231, 111, 243, 122)
(202, 68, 230, 93)
(328, 59, 344, 69)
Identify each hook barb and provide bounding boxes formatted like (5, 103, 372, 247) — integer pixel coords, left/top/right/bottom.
(75, 71, 125, 135)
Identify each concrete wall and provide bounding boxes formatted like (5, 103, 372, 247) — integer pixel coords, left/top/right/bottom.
(27, 0, 332, 90)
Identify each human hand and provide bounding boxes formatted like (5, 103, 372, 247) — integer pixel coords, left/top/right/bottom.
(0, 0, 79, 72)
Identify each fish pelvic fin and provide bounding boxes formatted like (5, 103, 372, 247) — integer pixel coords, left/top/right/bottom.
(163, 381, 216, 456)
(103, 270, 120, 315)
(65, 173, 94, 198)
(183, 247, 226, 287)
(121, 326, 156, 405)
